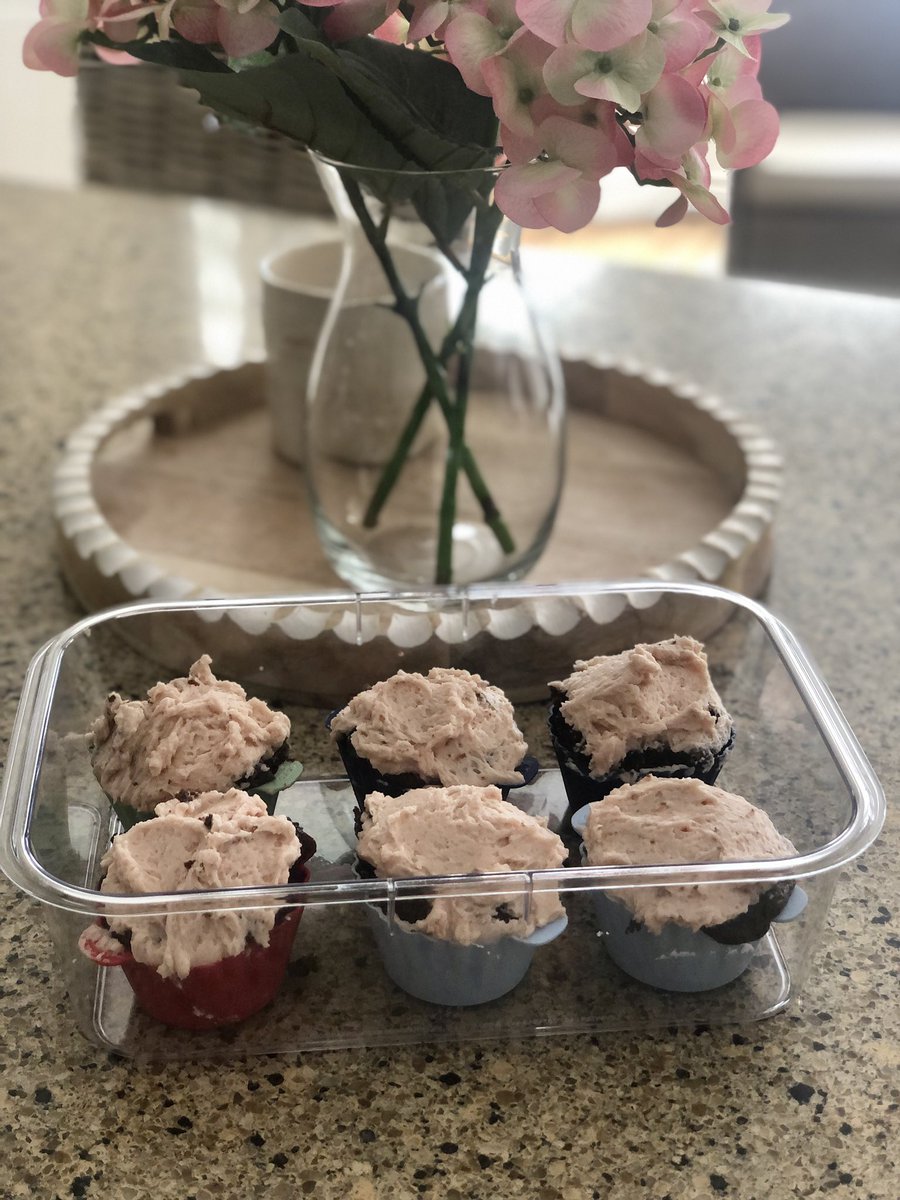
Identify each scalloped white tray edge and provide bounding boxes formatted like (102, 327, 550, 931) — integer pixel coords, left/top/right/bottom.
(53, 352, 781, 657)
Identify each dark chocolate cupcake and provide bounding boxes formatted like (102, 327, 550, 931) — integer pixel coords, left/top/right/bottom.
(328, 667, 538, 829)
(549, 636, 733, 825)
(89, 655, 303, 828)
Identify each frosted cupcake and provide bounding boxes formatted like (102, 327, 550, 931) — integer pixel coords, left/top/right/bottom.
(356, 784, 568, 1005)
(78, 788, 316, 1028)
(549, 636, 734, 823)
(573, 776, 804, 992)
(89, 655, 303, 828)
(329, 667, 537, 822)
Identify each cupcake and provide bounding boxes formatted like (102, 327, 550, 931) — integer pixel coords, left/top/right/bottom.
(328, 667, 538, 822)
(356, 784, 568, 1006)
(549, 635, 734, 822)
(573, 776, 806, 992)
(78, 788, 317, 1029)
(89, 655, 303, 828)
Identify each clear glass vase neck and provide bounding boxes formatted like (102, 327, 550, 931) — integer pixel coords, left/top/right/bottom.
(302, 151, 564, 589)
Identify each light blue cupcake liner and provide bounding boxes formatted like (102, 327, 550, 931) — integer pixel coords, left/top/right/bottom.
(364, 904, 568, 1007)
(593, 893, 752, 991)
(570, 803, 808, 992)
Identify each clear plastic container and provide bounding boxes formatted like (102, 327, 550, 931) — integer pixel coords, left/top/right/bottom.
(0, 582, 884, 1059)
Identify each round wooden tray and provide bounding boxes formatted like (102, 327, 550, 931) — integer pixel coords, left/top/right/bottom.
(53, 356, 780, 695)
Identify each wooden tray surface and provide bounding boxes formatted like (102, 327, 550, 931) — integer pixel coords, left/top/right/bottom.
(53, 357, 780, 700)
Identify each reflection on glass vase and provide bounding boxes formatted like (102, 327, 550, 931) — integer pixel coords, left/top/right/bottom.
(305, 154, 566, 590)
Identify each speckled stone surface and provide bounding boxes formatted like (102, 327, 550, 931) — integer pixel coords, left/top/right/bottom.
(1, 182, 898, 1200)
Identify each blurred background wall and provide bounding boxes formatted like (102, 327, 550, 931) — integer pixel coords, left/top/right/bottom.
(727, 0, 900, 295)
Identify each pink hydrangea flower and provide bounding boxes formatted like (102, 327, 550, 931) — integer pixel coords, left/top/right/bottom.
(696, 39, 780, 168)
(496, 113, 623, 232)
(313, 0, 399, 43)
(24, 1, 161, 75)
(22, 0, 790, 233)
(160, 0, 280, 57)
(634, 73, 708, 169)
(700, 35, 764, 101)
(544, 29, 665, 114)
(499, 95, 633, 168)
(372, 8, 409, 43)
(442, 0, 522, 96)
(407, 0, 484, 43)
(696, 0, 789, 58)
(516, 0, 653, 53)
(647, 0, 711, 71)
(637, 143, 730, 225)
(478, 31, 554, 136)
(708, 92, 779, 169)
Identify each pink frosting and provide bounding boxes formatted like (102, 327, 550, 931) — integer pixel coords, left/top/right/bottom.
(90, 655, 291, 812)
(81, 788, 301, 978)
(582, 777, 797, 933)
(358, 785, 566, 944)
(552, 636, 732, 776)
(331, 667, 528, 786)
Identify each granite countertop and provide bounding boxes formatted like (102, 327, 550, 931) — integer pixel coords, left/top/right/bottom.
(0, 182, 897, 1200)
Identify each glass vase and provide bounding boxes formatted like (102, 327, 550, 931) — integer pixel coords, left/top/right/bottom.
(304, 155, 565, 590)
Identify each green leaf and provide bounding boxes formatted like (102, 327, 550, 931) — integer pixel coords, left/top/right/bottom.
(168, 52, 381, 161)
(91, 20, 499, 244)
(277, 12, 496, 166)
(250, 759, 304, 798)
(275, 15, 497, 239)
(190, 51, 491, 241)
(339, 34, 498, 155)
(88, 32, 231, 73)
(229, 50, 279, 71)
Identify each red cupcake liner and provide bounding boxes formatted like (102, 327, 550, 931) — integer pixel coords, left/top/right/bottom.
(81, 865, 310, 1030)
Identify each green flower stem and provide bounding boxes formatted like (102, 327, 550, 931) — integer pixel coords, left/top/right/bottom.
(435, 201, 498, 582)
(340, 179, 514, 578)
(340, 177, 461, 409)
(436, 316, 474, 583)
(361, 267, 498, 532)
(361, 377, 432, 527)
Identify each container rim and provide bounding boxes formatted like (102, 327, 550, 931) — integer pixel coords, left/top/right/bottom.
(0, 580, 885, 917)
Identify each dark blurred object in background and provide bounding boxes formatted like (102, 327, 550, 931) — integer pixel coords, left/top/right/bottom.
(728, 0, 900, 296)
(77, 57, 330, 215)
